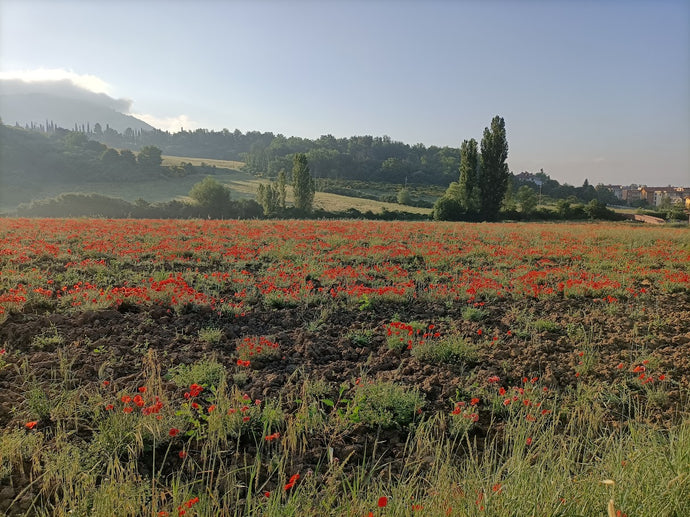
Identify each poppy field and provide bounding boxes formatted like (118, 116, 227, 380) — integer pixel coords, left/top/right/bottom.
(0, 218, 688, 516)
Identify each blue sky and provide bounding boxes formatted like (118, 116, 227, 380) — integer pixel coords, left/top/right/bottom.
(1, 0, 688, 186)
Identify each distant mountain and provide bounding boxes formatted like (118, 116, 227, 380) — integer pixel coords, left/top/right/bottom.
(0, 92, 154, 133)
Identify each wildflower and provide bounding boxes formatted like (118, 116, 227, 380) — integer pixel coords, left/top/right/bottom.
(158, 512, 169, 517)
(25, 421, 38, 429)
(526, 437, 533, 446)
(102, 380, 110, 387)
(123, 406, 133, 414)
(208, 404, 216, 413)
(179, 451, 187, 459)
(470, 397, 480, 406)
(284, 472, 300, 491)
(265, 432, 280, 441)
(659, 374, 666, 381)
(488, 375, 500, 383)
(492, 483, 502, 493)
(191, 402, 200, 410)
(498, 387, 506, 395)
(264, 491, 270, 498)
(121, 395, 132, 403)
(378, 496, 388, 508)
(105, 404, 114, 411)
(169, 428, 180, 437)
(242, 416, 250, 422)
(133, 395, 145, 407)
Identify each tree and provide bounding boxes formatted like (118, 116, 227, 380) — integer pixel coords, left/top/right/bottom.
(277, 169, 287, 209)
(458, 138, 479, 213)
(189, 177, 231, 217)
(256, 183, 280, 216)
(478, 116, 509, 221)
(292, 153, 315, 212)
(516, 186, 538, 215)
(397, 187, 412, 205)
(137, 145, 162, 170)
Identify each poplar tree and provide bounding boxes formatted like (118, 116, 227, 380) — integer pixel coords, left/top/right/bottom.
(479, 116, 509, 221)
(292, 153, 314, 212)
(458, 138, 479, 213)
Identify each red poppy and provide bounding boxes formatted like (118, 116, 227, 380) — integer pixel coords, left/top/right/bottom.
(169, 428, 180, 437)
(378, 496, 388, 508)
(25, 421, 38, 429)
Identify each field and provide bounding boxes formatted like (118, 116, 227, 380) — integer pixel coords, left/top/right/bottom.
(2, 155, 430, 216)
(0, 218, 688, 516)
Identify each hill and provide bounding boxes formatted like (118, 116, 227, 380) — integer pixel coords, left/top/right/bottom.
(0, 92, 154, 133)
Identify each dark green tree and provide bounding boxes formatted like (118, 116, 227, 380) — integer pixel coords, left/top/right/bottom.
(478, 116, 509, 221)
(458, 138, 479, 213)
(277, 169, 287, 209)
(397, 187, 412, 205)
(137, 145, 163, 170)
(189, 177, 231, 217)
(292, 153, 315, 212)
(256, 183, 280, 216)
(516, 186, 538, 216)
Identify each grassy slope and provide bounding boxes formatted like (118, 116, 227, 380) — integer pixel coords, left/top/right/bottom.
(4, 154, 432, 215)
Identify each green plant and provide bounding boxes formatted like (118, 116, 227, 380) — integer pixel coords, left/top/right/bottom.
(411, 333, 478, 364)
(31, 325, 64, 348)
(167, 358, 226, 390)
(351, 380, 424, 429)
(462, 306, 485, 322)
(198, 326, 223, 344)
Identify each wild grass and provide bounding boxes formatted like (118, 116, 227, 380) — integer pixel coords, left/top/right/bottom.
(3, 350, 687, 516)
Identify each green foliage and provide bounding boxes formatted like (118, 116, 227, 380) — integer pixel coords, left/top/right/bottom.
(136, 145, 162, 169)
(352, 380, 424, 429)
(479, 116, 509, 221)
(461, 306, 485, 322)
(198, 327, 222, 344)
(256, 182, 281, 216)
(292, 153, 315, 212)
(458, 138, 480, 212)
(432, 195, 465, 221)
(410, 334, 478, 364)
(516, 185, 538, 215)
(167, 358, 226, 390)
(396, 187, 412, 205)
(188, 177, 231, 217)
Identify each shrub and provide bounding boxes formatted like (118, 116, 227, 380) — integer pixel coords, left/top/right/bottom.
(352, 380, 424, 429)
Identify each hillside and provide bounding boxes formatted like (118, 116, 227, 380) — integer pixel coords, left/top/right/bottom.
(0, 92, 154, 133)
(0, 125, 431, 216)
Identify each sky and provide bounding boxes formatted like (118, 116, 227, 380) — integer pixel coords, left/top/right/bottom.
(1, 0, 688, 187)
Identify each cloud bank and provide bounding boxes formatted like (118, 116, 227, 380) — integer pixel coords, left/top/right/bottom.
(0, 69, 133, 113)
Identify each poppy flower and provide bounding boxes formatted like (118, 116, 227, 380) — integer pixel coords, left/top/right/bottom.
(378, 496, 388, 508)
(25, 421, 38, 429)
(169, 428, 180, 437)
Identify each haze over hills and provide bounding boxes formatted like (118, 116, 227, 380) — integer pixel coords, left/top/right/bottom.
(0, 79, 154, 133)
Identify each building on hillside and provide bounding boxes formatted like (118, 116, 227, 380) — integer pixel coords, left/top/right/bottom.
(603, 185, 623, 200)
(639, 187, 690, 207)
(514, 171, 543, 186)
(621, 187, 642, 204)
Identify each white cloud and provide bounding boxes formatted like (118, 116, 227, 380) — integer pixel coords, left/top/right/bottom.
(131, 112, 200, 132)
(0, 68, 111, 94)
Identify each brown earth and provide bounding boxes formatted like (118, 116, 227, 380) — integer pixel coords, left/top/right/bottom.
(0, 293, 689, 513)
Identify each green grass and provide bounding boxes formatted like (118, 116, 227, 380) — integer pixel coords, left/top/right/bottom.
(3, 359, 687, 516)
